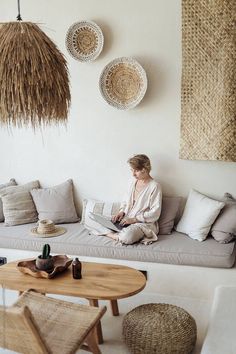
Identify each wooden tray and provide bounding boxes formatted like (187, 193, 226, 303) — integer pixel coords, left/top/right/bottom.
(17, 255, 73, 279)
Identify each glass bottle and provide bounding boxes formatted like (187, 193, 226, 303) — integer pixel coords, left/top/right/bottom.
(72, 257, 82, 279)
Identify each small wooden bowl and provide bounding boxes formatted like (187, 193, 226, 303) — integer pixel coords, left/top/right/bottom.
(17, 255, 72, 279)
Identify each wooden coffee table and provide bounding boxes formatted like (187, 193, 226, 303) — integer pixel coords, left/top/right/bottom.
(0, 260, 146, 344)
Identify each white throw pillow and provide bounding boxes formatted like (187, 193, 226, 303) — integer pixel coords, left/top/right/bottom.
(176, 189, 225, 241)
(81, 199, 120, 235)
(30, 179, 79, 224)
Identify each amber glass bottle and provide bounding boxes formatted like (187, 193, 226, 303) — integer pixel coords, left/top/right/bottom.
(72, 258, 82, 279)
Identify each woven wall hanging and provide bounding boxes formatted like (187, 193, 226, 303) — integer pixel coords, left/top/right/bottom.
(99, 57, 147, 110)
(180, 0, 236, 162)
(0, 0, 70, 128)
(66, 21, 104, 62)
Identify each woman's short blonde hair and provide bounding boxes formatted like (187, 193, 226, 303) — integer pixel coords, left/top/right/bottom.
(128, 154, 151, 173)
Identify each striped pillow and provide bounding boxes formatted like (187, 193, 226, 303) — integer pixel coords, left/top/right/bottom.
(2, 191, 38, 226)
(0, 179, 17, 222)
(81, 199, 120, 235)
(0, 180, 40, 226)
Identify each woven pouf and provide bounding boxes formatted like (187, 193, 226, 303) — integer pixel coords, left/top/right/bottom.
(123, 303, 197, 354)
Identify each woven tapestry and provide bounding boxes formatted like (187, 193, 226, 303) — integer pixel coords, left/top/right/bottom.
(180, 0, 236, 162)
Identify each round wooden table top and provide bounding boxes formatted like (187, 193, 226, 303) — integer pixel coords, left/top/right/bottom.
(0, 260, 146, 300)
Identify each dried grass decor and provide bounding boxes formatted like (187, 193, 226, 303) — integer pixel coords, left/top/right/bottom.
(0, 22, 71, 128)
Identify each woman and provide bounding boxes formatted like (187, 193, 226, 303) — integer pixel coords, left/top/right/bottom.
(106, 154, 162, 245)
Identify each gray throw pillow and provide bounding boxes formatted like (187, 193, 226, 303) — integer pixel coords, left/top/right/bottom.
(0, 180, 40, 226)
(158, 196, 182, 235)
(30, 179, 79, 224)
(211, 193, 236, 243)
(0, 179, 17, 222)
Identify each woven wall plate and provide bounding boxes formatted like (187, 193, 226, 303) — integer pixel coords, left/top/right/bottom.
(99, 57, 147, 110)
(66, 21, 104, 62)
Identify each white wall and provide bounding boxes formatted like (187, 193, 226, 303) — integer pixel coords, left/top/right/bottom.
(1, 0, 235, 213)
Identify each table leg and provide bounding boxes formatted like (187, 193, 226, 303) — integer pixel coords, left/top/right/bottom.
(110, 299, 119, 316)
(89, 299, 103, 344)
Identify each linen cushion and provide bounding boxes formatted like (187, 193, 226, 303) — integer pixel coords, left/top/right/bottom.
(0, 223, 235, 268)
(0, 180, 40, 226)
(81, 199, 120, 235)
(158, 196, 182, 235)
(0, 179, 17, 222)
(176, 189, 225, 241)
(211, 193, 236, 243)
(2, 191, 38, 226)
(30, 179, 79, 224)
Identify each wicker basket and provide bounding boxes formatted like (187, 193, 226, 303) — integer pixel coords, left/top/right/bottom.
(123, 303, 197, 354)
(99, 57, 147, 110)
(66, 21, 104, 62)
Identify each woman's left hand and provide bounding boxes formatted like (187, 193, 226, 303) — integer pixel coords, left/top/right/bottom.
(120, 217, 137, 225)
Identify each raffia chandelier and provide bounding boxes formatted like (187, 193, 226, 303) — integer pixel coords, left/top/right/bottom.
(0, 0, 70, 128)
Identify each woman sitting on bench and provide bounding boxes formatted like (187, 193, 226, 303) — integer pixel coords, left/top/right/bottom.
(105, 154, 162, 245)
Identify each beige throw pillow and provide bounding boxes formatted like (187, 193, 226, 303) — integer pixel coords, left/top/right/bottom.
(30, 179, 79, 224)
(0, 180, 40, 226)
(0, 179, 17, 222)
(2, 191, 38, 226)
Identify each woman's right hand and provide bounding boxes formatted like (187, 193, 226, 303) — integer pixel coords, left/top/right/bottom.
(112, 211, 125, 223)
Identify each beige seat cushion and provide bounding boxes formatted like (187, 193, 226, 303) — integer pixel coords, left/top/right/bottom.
(30, 179, 79, 224)
(0, 222, 235, 268)
(0, 180, 40, 226)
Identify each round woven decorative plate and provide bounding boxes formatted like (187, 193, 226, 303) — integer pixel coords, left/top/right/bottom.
(99, 57, 147, 110)
(66, 21, 104, 62)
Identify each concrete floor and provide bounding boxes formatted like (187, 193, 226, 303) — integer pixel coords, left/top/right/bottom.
(0, 289, 211, 354)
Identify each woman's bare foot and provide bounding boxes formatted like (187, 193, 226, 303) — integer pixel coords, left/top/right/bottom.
(106, 232, 118, 241)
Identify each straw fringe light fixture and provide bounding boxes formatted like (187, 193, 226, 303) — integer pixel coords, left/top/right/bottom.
(0, 0, 70, 128)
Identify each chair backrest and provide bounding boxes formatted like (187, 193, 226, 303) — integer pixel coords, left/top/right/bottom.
(0, 304, 49, 354)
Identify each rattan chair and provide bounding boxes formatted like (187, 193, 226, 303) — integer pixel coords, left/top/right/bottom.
(0, 290, 106, 354)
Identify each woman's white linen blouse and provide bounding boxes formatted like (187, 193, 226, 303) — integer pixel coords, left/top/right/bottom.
(119, 179, 162, 243)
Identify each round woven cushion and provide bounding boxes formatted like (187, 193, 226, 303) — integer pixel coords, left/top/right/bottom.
(123, 303, 197, 354)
